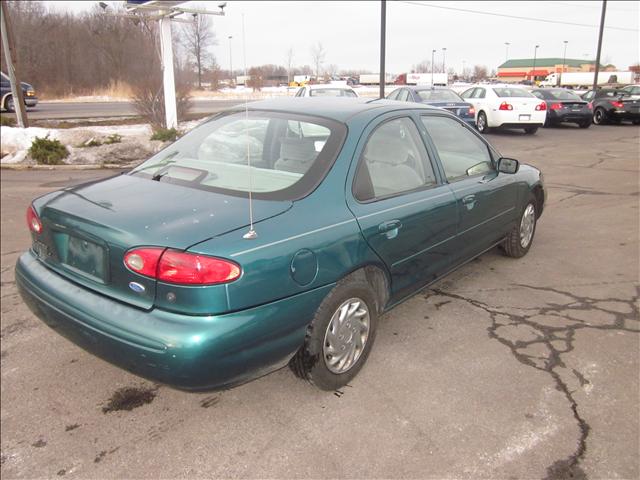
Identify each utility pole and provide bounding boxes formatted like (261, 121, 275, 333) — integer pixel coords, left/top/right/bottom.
(592, 0, 607, 93)
(442, 47, 446, 77)
(504, 42, 510, 62)
(0, 2, 28, 127)
(532, 44, 539, 83)
(379, 0, 386, 99)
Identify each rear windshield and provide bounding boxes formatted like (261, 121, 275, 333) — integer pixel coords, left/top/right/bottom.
(309, 88, 357, 97)
(493, 88, 534, 98)
(416, 89, 462, 102)
(130, 111, 347, 200)
(547, 90, 581, 101)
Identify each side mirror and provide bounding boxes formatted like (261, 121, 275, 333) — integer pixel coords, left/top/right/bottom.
(498, 157, 519, 174)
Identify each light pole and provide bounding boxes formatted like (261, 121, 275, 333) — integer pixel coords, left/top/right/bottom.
(462, 60, 466, 81)
(561, 40, 568, 86)
(431, 49, 436, 86)
(504, 42, 510, 62)
(442, 47, 446, 77)
(228, 35, 233, 86)
(531, 44, 539, 84)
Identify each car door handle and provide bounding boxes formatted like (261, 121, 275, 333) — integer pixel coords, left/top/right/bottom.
(378, 220, 402, 239)
(462, 194, 476, 205)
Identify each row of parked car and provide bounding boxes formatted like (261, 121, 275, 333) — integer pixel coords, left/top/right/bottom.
(295, 82, 640, 134)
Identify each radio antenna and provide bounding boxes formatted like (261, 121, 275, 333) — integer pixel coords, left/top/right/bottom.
(241, 12, 257, 240)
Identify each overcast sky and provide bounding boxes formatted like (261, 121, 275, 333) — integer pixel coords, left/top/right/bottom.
(46, 1, 639, 74)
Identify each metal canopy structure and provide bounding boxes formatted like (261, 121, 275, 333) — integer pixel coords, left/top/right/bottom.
(124, 1, 226, 129)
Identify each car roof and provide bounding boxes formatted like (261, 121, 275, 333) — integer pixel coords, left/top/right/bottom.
(307, 84, 354, 90)
(231, 97, 439, 122)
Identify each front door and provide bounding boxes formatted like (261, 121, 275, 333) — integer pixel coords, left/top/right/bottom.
(346, 115, 459, 301)
(421, 114, 519, 258)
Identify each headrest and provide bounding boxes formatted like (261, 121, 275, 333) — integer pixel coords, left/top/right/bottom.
(280, 138, 317, 163)
(364, 134, 408, 165)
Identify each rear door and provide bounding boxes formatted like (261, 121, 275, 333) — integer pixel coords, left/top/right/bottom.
(346, 113, 458, 300)
(421, 114, 519, 258)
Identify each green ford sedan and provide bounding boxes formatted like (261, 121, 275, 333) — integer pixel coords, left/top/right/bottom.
(16, 98, 545, 391)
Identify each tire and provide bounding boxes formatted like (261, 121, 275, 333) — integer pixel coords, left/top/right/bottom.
(502, 194, 537, 258)
(633, 120, 640, 125)
(524, 127, 538, 134)
(5, 95, 15, 112)
(290, 275, 379, 390)
(476, 111, 490, 133)
(593, 107, 607, 125)
(578, 120, 591, 129)
(543, 116, 554, 128)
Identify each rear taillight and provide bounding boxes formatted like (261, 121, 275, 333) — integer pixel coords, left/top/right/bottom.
(27, 205, 42, 234)
(587, 102, 593, 110)
(499, 101, 513, 111)
(124, 247, 241, 285)
(468, 106, 475, 116)
(550, 103, 563, 110)
(124, 247, 164, 277)
(610, 100, 624, 108)
(535, 102, 547, 111)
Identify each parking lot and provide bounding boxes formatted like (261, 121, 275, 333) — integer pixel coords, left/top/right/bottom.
(1, 124, 638, 479)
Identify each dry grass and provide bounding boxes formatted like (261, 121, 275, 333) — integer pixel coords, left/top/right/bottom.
(39, 80, 135, 101)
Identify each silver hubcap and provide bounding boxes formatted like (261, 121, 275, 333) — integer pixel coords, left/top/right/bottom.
(478, 114, 486, 130)
(323, 298, 370, 374)
(520, 204, 536, 248)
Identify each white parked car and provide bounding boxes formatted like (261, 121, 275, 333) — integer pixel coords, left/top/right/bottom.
(294, 84, 359, 98)
(460, 84, 547, 134)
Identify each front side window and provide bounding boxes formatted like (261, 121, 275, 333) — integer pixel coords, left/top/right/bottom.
(460, 88, 475, 99)
(397, 89, 410, 102)
(472, 88, 486, 99)
(354, 117, 436, 201)
(387, 89, 400, 100)
(422, 115, 494, 181)
(131, 111, 346, 200)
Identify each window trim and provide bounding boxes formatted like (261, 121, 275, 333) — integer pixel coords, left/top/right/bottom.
(351, 114, 441, 204)
(419, 112, 499, 184)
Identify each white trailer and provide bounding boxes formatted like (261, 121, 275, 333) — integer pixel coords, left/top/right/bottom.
(358, 74, 395, 85)
(406, 72, 448, 86)
(540, 71, 635, 88)
(235, 75, 250, 86)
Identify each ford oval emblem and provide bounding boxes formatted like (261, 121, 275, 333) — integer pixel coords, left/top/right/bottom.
(129, 282, 146, 293)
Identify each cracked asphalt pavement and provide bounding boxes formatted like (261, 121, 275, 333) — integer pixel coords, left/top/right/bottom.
(1, 124, 638, 479)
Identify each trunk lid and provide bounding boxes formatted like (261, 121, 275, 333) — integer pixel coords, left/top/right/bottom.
(32, 174, 291, 309)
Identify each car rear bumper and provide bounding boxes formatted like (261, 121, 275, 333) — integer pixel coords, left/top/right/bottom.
(25, 98, 38, 107)
(497, 122, 544, 129)
(492, 109, 546, 128)
(548, 110, 591, 123)
(16, 251, 333, 390)
(611, 110, 640, 120)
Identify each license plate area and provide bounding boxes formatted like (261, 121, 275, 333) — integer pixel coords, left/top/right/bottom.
(63, 235, 108, 283)
(519, 114, 531, 121)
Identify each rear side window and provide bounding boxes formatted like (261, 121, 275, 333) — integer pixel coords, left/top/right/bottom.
(131, 111, 346, 200)
(422, 115, 494, 181)
(354, 117, 436, 201)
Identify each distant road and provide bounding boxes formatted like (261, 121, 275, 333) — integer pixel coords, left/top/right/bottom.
(20, 99, 244, 120)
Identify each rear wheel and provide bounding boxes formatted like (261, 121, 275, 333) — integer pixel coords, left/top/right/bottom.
(476, 111, 490, 133)
(290, 276, 379, 390)
(502, 195, 537, 258)
(593, 107, 607, 125)
(524, 127, 538, 134)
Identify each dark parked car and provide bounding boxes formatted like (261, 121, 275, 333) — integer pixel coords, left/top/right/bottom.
(1, 71, 38, 112)
(16, 98, 545, 392)
(531, 88, 592, 128)
(387, 86, 476, 127)
(581, 88, 640, 125)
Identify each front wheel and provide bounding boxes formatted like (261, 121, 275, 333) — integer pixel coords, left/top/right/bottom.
(502, 195, 537, 258)
(524, 127, 538, 134)
(5, 95, 15, 112)
(290, 276, 379, 390)
(578, 120, 591, 129)
(476, 111, 490, 133)
(593, 107, 607, 125)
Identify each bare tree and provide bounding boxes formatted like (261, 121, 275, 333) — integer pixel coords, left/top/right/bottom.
(310, 42, 325, 79)
(473, 65, 488, 81)
(181, 13, 217, 89)
(285, 46, 294, 85)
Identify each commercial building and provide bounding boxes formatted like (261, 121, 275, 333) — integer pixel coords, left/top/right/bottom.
(496, 58, 605, 83)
